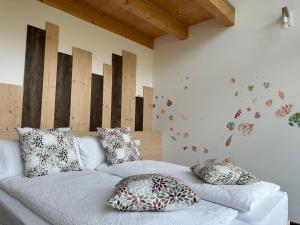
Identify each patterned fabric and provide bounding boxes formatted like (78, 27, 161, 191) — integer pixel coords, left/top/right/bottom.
(191, 163, 258, 185)
(107, 174, 199, 211)
(97, 128, 141, 166)
(16, 128, 80, 178)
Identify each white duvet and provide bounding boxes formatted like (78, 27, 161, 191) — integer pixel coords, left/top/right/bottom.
(96, 160, 280, 211)
(0, 170, 237, 225)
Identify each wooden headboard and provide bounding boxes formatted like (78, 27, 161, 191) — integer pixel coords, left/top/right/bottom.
(0, 22, 161, 160)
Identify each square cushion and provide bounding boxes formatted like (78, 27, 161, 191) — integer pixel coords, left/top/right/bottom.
(97, 128, 141, 166)
(107, 174, 199, 211)
(191, 163, 258, 185)
(16, 128, 80, 177)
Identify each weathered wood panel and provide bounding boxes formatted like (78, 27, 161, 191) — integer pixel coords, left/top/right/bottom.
(69, 47, 92, 131)
(121, 50, 137, 130)
(90, 74, 103, 131)
(54, 53, 72, 128)
(135, 96, 143, 131)
(41, 22, 59, 128)
(22, 25, 46, 128)
(111, 54, 123, 128)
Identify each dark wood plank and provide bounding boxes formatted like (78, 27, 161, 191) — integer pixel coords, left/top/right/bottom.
(21, 25, 46, 128)
(54, 52, 72, 128)
(135, 97, 143, 131)
(90, 74, 103, 131)
(111, 54, 123, 128)
(291, 222, 300, 225)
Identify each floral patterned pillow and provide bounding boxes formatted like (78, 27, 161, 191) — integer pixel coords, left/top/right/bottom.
(97, 128, 142, 166)
(107, 174, 199, 211)
(191, 163, 259, 185)
(16, 127, 80, 178)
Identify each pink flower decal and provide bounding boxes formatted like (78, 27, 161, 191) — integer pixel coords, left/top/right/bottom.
(234, 109, 242, 119)
(238, 123, 254, 136)
(182, 146, 188, 151)
(275, 104, 293, 117)
(227, 122, 235, 131)
(278, 91, 285, 100)
(225, 134, 233, 147)
(183, 132, 189, 138)
(263, 82, 270, 89)
(265, 99, 273, 107)
(254, 112, 261, 119)
(229, 78, 236, 84)
(166, 99, 173, 107)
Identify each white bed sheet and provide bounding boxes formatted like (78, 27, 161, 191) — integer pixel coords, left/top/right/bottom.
(0, 185, 288, 225)
(0, 170, 237, 225)
(96, 160, 280, 212)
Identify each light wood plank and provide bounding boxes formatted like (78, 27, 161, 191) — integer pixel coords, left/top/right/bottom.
(0, 83, 23, 132)
(121, 50, 137, 130)
(39, 0, 153, 49)
(195, 0, 235, 26)
(0, 131, 162, 160)
(132, 131, 161, 160)
(143, 86, 153, 131)
(114, 0, 188, 39)
(41, 22, 59, 128)
(102, 64, 112, 128)
(70, 47, 92, 131)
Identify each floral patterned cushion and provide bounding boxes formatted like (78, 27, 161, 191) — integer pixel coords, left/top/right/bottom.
(97, 128, 141, 166)
(107, 174, 199, 211)
(191, 163, 259, 185)
(16, 128, 80, 178)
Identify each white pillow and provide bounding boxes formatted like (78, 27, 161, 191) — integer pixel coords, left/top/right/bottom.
(75, 136, 106, 170)
(0, 140, 23, 178)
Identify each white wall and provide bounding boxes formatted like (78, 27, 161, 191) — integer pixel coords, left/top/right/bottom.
(0, 0, 153, 95)
(153, 0, 300, 222)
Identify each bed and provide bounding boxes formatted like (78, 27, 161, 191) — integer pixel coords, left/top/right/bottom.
(0, 160, 288, 225)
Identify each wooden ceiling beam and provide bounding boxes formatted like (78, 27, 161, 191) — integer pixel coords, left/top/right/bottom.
(195, 0, 235, 26)
(39, 0, 154, 49)
(114, 0, 188, 40)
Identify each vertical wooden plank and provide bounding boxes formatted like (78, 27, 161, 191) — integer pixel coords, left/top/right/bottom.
(0, 83, 23, 132)
(135, 97, 143, 131)
(143, 86, 153, 131)
(102, 64, 112, 128)
(121, 50, 137, 129)
(111, 54, 123, 128)
(89, 74, 103, 131)
(69, 47, 92, 131)
(22, 25, 46, 128)
(54, 53, 72, 128)
(41, 22, 59, 128)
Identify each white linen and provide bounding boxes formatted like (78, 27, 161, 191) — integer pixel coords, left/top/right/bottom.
(0, 170, 237, 225)
(96, 160, 280, 211)
(0, 140, 23, 179)
(73, 136, 106, 170)
(0, 188, 288, 225)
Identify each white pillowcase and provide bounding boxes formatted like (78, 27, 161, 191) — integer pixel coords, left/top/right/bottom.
(0, 140, 23, 179)
(74, 136, 106, 170)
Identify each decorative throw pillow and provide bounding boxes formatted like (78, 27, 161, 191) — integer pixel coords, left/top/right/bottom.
(16, 128, 80, 178)
(107, 174, 199, 211)
(97, 128, 141, 166)
(191, 163, 258, 185)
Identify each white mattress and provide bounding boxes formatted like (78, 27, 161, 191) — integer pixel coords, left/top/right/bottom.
(0, 182, 288, 225)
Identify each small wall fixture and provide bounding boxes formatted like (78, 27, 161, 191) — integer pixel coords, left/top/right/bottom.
(282, 6, 292, 28)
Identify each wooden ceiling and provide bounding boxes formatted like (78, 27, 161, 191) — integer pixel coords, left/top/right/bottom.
(39, 0, 235, 49)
